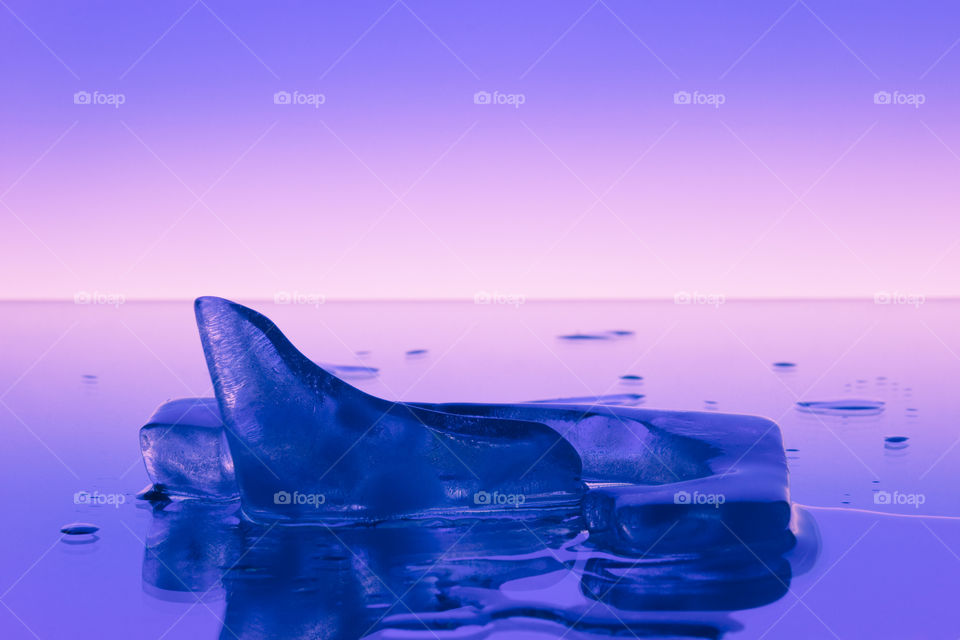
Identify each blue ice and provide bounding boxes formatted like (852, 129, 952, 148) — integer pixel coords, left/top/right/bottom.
(140, 297, 792, 549)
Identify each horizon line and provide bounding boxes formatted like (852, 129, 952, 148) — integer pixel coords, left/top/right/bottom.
(0, 295, 956, 303)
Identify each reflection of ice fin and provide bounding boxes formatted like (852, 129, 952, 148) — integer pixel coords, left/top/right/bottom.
(194, 297, 583, 522)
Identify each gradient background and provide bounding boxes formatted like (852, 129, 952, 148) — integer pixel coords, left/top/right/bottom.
(2, 0, 959, 300)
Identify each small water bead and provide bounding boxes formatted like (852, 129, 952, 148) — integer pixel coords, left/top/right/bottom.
(884, 436, 909, 450)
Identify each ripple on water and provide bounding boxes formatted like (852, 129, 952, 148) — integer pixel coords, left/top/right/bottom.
(557, 333, 610, 341)
(795, 399, 885, 417)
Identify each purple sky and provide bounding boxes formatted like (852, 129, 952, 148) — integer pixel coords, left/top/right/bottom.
(1, 0, 959, 299)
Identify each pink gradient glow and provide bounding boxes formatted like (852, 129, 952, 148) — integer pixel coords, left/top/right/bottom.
(1, 0, 958, 299)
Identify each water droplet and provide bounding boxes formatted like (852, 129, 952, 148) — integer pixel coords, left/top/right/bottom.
(884, 436, 909, 451)
(61, 523, 99, 535)
(405, 349, 429, 357)
(772, 362, 796, 369)
(620, 374, 643, 381)
(606, 330, 634, 337)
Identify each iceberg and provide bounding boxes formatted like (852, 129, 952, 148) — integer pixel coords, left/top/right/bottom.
(140, 297, 791, 545)
(133, 297, 812, 638)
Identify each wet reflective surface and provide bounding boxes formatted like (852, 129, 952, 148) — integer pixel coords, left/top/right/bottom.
(2, 300, 960, 638)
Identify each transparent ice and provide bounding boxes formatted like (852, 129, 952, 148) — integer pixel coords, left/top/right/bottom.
(141, 296, 793, 556)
